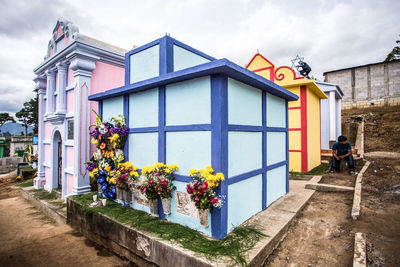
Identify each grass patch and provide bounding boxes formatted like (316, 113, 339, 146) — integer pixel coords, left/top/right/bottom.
(33, 189, 58, 200)
(17, 180, 33, 188)
(71, 192, 265, 266)
(290, 163, 329, 176)
(49, 199, 67, 210)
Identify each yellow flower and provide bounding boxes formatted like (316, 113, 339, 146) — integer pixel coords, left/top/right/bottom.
(216, 172, 225, 181)
(91, 138, 99, 145)
(109, 133, 120, 148)
(155, 162, 165, 169)
(89, 168, 99, 178)
(205, 165, 214, 174)
(130, 171, 139, 177)
(110, 178, 117, 184)
(168, 164, 179, 171)
(105, 165, 111, 172)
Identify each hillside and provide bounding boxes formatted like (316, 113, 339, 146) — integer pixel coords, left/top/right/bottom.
(0, 122, 33, 136)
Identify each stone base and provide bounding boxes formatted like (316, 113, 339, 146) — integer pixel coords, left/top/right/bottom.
(67, 180, 315, 267)
(72, 185, 91, 195)
(34, 173, 45, 189)
(67, 198, 214, 267)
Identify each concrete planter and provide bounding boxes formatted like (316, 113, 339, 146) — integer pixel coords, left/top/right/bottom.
(122, 190, 132, 206)
(149, 199, 158, 215)
(116, 187, 123, 200)
(161, 198, 171, 215)
(67, 198, 213, 267)
(198, 209, 209, 228)
(97, 183, 103, 194)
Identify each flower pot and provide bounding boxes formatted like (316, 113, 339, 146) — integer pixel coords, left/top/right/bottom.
(115, 149, 123, 158)
(149, 199, 158, 215)
(93, 195, 98, 202)
(101, 199, 107, 206)
(122, 190, 132, 206)
(161, 198, 171, 215)
(198, 209, 209, 227)
(97, 183, 103, 194)
(116, 188, 122, 200)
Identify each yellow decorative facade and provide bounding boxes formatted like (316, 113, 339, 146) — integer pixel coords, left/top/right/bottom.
(246, 54, 327, 172)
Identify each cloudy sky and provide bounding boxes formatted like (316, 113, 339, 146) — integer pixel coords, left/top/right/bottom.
(0, 0, 399, 115)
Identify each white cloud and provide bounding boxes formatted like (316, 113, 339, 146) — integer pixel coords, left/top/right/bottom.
(0, 0, 399, 114)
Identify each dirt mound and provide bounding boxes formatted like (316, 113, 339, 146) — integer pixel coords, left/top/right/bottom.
(342, 106, 400, 152)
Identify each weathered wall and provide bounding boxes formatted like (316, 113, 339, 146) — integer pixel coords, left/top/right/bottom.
(324, 60, 400, 109)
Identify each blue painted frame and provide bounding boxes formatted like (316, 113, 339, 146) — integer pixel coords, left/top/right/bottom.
(123, 95, 129, 161)
(89, 59, 298, 102)
(98, 100, 103, 119)
(262, 91, 267, 210)
(210, 74, 228, 239)
(93, 36, 295, 239)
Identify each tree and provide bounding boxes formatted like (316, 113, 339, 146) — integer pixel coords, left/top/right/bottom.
(15, 91, 38, 135)
(0, 113, 15, 135)
(16, 109, 29, 136)
(385, 35, 400, 61)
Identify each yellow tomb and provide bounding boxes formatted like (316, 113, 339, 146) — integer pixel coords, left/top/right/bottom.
(246, 54, 327, 172)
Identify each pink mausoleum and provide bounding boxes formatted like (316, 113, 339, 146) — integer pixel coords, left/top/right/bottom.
(33, 19, 126, 198)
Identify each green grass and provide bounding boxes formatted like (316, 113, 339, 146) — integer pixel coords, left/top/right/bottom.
(17, 180, 33, 188)
(32, 189, 58, 200)
(71, 192, 266, 266)
(290, 163, 329, 176)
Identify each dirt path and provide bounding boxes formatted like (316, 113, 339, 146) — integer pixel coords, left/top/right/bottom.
(354, 157, 400, 266)
(263, 191, 355, 266)
(0, 174, 134, 267)
(264, 157, 400, 267)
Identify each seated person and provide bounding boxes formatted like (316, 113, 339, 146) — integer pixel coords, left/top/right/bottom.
(331, 135, 355, 175)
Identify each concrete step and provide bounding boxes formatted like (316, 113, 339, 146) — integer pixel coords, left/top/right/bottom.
(305, 183, 355, 192)
(19, 186, 67, 225)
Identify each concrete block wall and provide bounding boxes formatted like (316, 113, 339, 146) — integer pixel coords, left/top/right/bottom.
(324, 60, 400, 108)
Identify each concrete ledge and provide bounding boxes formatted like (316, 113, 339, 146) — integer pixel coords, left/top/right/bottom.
(353, 232, 366, 267)
(20, 186, 67, 225)
(305, 183, 354, 192)
(364, 151, 400, 159)
(66, 180, 315, 267)
(351, 161, 371, 220)
(67, 198, 216, 267)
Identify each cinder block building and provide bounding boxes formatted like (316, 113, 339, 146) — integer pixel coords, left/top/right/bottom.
(324, 60, 400, 109)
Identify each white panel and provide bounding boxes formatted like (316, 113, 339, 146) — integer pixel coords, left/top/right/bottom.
(102, 96, 123, 122)
(165, 180, 212, 236)
(266, 93, 286, 127)
(130, 45, 159, 83)
(165, 77, 211, 125)
(228, 174, 263, 232)
(173, 45, 210, 71)
(228, 78, 262, 126)
(129, 88, 159, 128)
(267, 132, 286, 165)
(166, 131, 211, 175)
(267, 166, 286, 206)
(129, 133, 158, 168)
(228, 131, 262, 177)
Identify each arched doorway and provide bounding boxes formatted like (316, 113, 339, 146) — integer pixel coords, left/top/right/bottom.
(52, 131, 62, 189)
